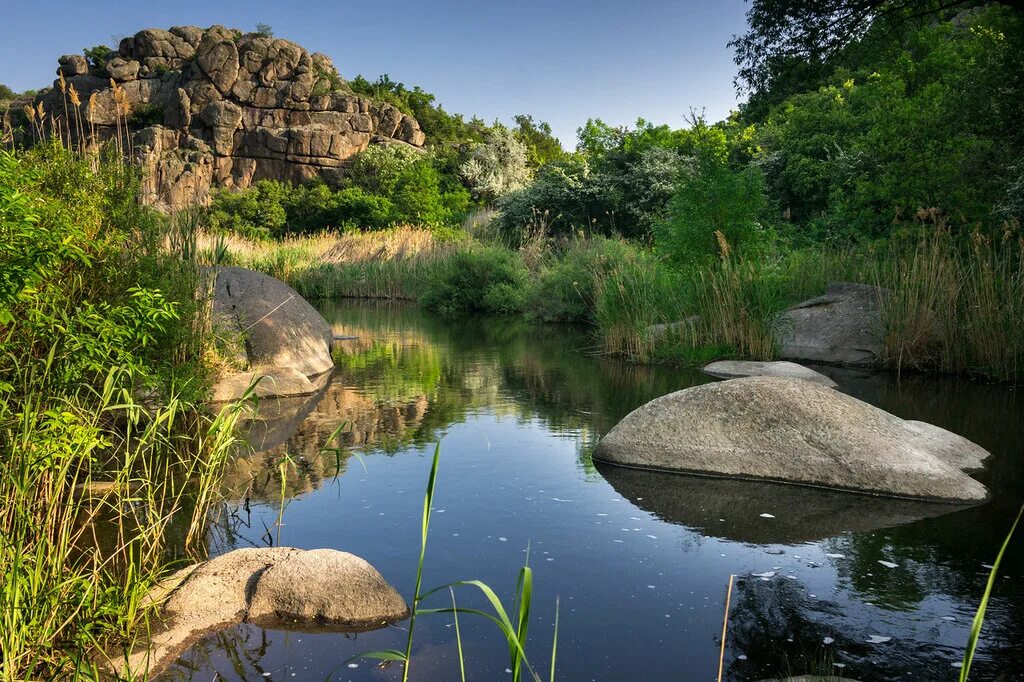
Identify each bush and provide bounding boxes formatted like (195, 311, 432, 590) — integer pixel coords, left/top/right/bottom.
(207, 180, 287, 239)
(654, 129, 770, 266)
(524, 237, 637, 323)
(420, 246, 528, 317)
(460, 126, 532, 203)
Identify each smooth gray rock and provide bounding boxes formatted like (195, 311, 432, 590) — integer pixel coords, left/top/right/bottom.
(703, 360, 838, 388)
(775, 283, 888, 366)
(593, 376, 989, 503)
(211, 266, 333, 377)
(113, 547, 407, 678)
(646, 315, 699, 341)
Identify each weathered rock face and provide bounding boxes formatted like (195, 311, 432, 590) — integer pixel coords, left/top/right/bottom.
(703, 360, 838, 388)
(208, 266, 334, 401)
(35, 25, 426, 208)
(593, 376, 990, 503)
(774, 283, 888, 366)
(114, 547, 408, 678)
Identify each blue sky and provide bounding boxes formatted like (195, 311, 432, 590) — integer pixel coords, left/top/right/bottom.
(0, 0, 749, 146)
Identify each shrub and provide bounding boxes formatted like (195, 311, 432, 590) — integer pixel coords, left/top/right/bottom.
(207, 179, 287, 239)
(460, 126, 532, 203)
(655, 123, 770, 266)
(420, 246, 528, 317)
(524, 237, 637, 323)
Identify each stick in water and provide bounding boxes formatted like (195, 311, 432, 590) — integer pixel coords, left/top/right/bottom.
(717, 574, 735, 682)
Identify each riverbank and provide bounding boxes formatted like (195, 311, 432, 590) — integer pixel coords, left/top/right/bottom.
(211, 225, 1024, 383)
(0, 144, 244, 679)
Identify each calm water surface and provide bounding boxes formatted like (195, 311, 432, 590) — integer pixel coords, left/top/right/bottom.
(162, 301, 1024, 682)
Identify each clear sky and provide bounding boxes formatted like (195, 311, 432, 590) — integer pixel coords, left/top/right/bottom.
(0, 0, 749, 147)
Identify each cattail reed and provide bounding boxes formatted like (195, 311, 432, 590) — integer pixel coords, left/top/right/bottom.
(68, 84, 85, 153)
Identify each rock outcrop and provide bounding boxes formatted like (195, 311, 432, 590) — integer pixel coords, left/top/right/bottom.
(34, 26, 426, 208)
(774, 283, 888, 366)
(593, 376, 990, 503)
(208, 266, 334, 401)
(703, 360, 838, 388)
(113, 547, 408, 678)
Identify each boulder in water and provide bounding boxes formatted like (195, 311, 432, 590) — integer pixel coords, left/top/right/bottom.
(703, 360, 838, 388)
(775, 283, 888, 366)
(208, 266, 334, 401)
(593, 376, 989, 503)
(114, 547, 407, 678)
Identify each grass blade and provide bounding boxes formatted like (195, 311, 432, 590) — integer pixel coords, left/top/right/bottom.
(959, 502, 1023, 681)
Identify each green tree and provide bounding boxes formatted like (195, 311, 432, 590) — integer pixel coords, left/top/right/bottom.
(512, 115, 565, 168)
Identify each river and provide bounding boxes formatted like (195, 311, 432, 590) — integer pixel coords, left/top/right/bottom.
(160, 300, 1024, 682)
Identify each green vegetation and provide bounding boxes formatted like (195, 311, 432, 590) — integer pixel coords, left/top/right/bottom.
(203, 2, 1024, 382)
(0, 143, 239, 679)
(355, 444, 558, 682)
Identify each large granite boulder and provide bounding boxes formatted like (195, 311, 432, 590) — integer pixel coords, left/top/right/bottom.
(113, 547, 408, 678)
(775, 283, 888, 366)
(703, 360, 838, 388)
(209, 266, 334, 401)
(28, 25, 426, 209)
(593, 376, 989, 503)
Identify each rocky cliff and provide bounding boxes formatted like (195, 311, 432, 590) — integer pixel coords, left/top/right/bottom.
(34, 26, 426, 208)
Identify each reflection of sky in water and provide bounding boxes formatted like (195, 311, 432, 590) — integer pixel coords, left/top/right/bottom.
(162, 302, 1024, 682)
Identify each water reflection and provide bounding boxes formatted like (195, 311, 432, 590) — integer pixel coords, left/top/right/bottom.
(595, 463, 971, 544)
(164, 301, 1023, 682)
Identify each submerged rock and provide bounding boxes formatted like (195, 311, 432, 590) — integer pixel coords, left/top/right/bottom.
(593, 376, 989, 503)
(114, 547, 408, 678)
(775, 283, 888, 366)
(703, 360, 838, 388)
(208, 266, 334, 401)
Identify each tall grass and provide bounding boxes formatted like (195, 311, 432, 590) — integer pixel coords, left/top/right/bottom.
(0, 361, 247, 680)
(0, 140, 241, 679)
(196, 227, 452, 300)
(878, 225, 1024, 381)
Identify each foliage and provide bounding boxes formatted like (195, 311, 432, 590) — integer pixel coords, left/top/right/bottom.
(495, 130, 685, 244)
(207, 147, 472, 237)
(729, 0, 979, 106)
(524, 237, 637, 323)
(460, 126, 532, 203)
(255, 22, 274, 37)
(348, 74, 488, 145)
(512, 114, 566, 168)
(753, 5, 1024, 240)
(83, 44, 115, 70)
(420, 246, 528, 317)
(655, 122, 770, 265)
(0, 142, 234, 680)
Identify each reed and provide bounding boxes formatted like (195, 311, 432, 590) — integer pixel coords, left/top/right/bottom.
(355, 443, 558, 682)
(959, 503, 1023, 681)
